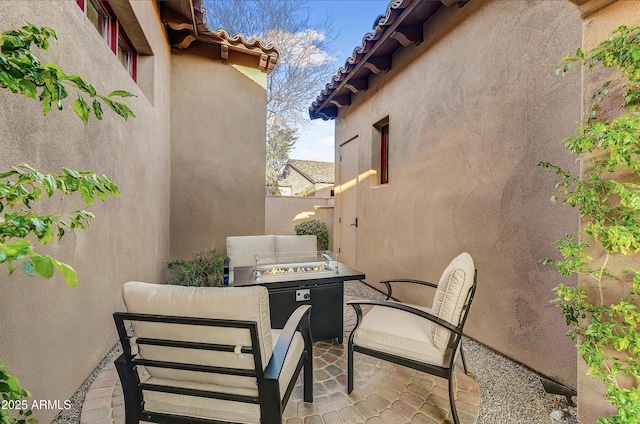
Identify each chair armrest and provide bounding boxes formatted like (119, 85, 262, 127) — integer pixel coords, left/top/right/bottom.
(264, 305, 312, 380)
(223, 256, 230, 286)
(347, 299, 460, 335)
(379, 279, 437, 300)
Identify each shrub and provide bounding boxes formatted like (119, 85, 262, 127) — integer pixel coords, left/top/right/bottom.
(166, 248, 225, 287)
(0, 362, 35, 424)
(294, 220, 328, 250)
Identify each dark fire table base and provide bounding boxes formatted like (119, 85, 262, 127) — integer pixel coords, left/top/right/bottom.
(232, 264, 365, 342)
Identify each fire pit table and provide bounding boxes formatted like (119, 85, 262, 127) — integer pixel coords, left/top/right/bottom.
(232, 251, 365, 343)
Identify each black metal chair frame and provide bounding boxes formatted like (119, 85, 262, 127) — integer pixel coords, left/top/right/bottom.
(347, 271, 477, 424)
(113, 304, 313, 424)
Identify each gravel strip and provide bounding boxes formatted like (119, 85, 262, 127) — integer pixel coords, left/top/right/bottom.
(464, 337, 577, 423)
(50, 343, 122, 424)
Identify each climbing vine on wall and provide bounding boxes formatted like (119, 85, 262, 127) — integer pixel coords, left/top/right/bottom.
(541, 25, 640, 423)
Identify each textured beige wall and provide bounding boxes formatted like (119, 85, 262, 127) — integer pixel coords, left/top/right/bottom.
(334, 0, 582, 386)
(265, 196, 334, 250)
(169, 45, 267, 258)
(571, 1, 640, 421)
(0, 1, 171, 422)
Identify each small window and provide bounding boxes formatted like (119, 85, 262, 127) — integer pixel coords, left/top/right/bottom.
(86, 0, 109, 41)
(371, 117, 390, 187)
(117, 29, 137, 79)
(77, 0, 137, 81)
(380, 123, 389, 185)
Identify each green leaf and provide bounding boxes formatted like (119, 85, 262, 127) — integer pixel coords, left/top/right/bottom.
(61, 167, 80, 179)
(31, 254, 54, 279)
(51, 258, 77, 287)
(42, 62, 65, 79)
(72, 96, 89, 124)
(18, 78, 37, 99)
(107, 89, 136, 98)
(30, 217, 46, 232)
(22, 260, 34, 276)
(6, 376, 20, 392)
(114, 101, 135, 119)
(92, 99, 103, 120)
(65, 74, 96, 96)
(1, 240, 33, 260)
(42, 174, 56, 196)
(39, 225, 53, 244)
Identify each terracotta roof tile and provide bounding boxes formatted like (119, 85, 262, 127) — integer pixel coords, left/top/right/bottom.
(282, 159, 335, 184)
(160, 0, 279, 71)
(309, 0, 464, 120)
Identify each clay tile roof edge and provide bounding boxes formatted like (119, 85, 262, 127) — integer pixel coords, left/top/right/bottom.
(309, 0, 463, 120)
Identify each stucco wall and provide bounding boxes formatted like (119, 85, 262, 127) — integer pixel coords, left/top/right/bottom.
(169, 45, 267, 258)
(334, 0, 582, 386)
(0, 1, 171, 421)
(265, 196, 334, 250)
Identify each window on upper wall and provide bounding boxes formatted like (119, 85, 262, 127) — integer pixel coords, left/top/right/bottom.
(380, 123, 389, 185)
(77, 0, 137, 81)
(371, 117, 390, 187)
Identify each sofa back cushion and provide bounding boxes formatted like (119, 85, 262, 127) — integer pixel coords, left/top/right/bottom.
(122, 282, 273, 389)
(226, 235, 275, 269)
(431, 252, 475, 349)
(274, 235, 317, 262)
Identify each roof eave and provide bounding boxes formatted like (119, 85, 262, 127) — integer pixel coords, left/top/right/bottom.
(160, 0, 280, 73)
(309, 0, 467, 120)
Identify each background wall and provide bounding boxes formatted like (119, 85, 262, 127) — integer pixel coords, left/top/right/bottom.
(334, 0, 582, 386)
(170, 45, 267, 258)
(265, 196, 334, 250)
(0, 1, 172, 421)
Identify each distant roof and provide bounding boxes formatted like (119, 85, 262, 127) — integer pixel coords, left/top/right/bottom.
(309, 0, 466, 120)
(160, 0, 279, 72)
(281, 160, 335, 184)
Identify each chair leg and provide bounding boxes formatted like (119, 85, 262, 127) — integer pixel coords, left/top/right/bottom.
(460, 345, 469, 375)
(303, 350, 313, 403)
(448, 374, 460, 424)
(114, 354, 142, 424)
(347, 340, 354, 393)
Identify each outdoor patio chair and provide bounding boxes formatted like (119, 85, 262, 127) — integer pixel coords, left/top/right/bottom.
(347, 252, 477, 424)
(113, 281, 313, 424)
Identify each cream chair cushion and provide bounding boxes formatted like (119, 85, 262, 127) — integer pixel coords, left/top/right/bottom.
(226, 235, 276, 269)
(122, 282, 306, 423)
(142, 330, 305, 424)
(353, 304, 452, 368)
(431, 252, 475, 349)
(274, 235, 317, 261)
(122, 282, 273, 386)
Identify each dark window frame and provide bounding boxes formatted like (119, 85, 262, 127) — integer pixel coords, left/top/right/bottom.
(77, 0, 138, 81)
(380, 123, 389, 185)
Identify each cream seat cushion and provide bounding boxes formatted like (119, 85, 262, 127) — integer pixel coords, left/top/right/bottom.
(142, 329, 305, 424)
(354, 252, 474, 363)
(353, 303, 453, 368)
